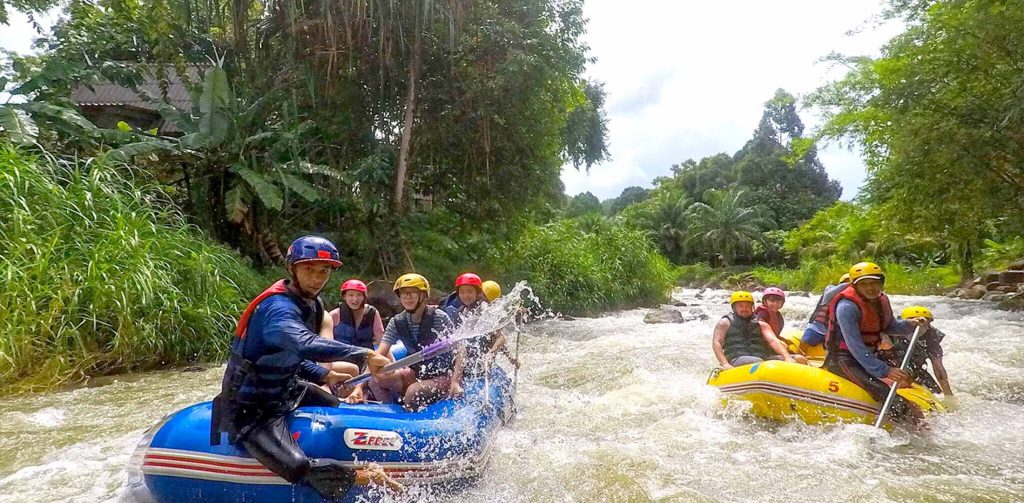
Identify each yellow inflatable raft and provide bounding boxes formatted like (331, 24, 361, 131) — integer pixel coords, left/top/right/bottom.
(778, 328, 826, 365)
(707, 360, 946, 426)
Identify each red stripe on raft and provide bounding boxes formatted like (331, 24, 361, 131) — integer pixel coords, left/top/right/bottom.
(144, 456, 458, 476)
(145, 454, 268, 471)
(143, 461, 277, 478)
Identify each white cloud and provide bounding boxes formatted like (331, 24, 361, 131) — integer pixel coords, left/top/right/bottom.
(563, 0, 904, 201)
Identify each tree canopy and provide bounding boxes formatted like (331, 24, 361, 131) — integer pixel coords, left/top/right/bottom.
(810, 0, 1024, 279)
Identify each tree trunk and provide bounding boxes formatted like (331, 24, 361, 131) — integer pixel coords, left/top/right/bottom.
(959, 240, 975, 283)
(393, 30, 423, 214)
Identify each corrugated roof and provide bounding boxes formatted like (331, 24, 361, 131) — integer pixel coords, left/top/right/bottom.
(71, 66, 204, 111)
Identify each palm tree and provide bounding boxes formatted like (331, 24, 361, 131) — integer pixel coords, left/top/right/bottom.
(685, 190, 774, 266)
(655, 195, 692, 263)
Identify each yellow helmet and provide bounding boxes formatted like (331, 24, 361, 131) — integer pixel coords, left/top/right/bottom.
(839, 273, 851, 284)
(482, 280, 502, 302)
(393, 273, 430, 295)
(730, 291, 754, 304)
(901, 305, 934, 320)
(849, 262, 884, 284)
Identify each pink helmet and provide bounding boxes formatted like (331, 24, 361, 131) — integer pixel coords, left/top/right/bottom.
(340, 279, 368, 294)
(763, 287, 786, 300)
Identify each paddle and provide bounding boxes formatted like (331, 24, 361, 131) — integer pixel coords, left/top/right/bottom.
(873, 324, 924, 428)
(343, 337, 461, 388)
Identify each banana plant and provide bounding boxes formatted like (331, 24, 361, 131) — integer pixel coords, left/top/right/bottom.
(101, 63, 334, 263)
(0, 71, 99, 145)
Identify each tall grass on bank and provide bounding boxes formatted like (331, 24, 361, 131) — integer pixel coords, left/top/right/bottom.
(750, 259, 960, 294)
(488, 218, 675, 315)
(0, 145, 264, 392)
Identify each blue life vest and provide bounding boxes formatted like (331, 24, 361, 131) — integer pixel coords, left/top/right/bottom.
(212, 280, 324, 444)
(447, 303, 493, 378)
(441, 291, 463, 311)
(333, 305, 377, 350)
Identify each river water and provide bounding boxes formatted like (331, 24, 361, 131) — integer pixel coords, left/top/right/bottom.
(1, 289, 1022, 502)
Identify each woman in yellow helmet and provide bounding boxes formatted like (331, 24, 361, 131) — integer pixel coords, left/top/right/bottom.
(712, 291, 796, 368)
(369, 273, 465, 410)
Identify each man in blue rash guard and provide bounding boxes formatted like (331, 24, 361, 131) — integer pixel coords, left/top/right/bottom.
(210, 235, 399, 500)
(823, 262, 931, 426)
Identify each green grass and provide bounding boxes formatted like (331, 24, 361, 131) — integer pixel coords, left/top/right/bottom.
(675, 258, 959, 295)
(488, 218, 675, 315)
(751, 259, 960, 294)
(0, 145, 264, 392)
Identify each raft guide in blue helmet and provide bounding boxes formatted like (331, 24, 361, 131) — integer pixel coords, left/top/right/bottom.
(286, 235, 342, 268)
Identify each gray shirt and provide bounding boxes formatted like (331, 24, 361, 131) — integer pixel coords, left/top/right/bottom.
(382, 308, 455, 346)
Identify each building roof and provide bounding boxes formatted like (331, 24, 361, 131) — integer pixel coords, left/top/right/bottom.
(71, 65, 203, 111)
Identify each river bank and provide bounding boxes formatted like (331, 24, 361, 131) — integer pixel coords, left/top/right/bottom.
(675, 261, 1024, 305)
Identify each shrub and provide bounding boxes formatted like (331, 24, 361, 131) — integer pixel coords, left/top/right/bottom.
(0, 145, 264, 391)
(750, 259, 958, 294)
(488, 218, 674, 315)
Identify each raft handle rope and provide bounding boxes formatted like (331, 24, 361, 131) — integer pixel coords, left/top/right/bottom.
(874, 325, 924, 428)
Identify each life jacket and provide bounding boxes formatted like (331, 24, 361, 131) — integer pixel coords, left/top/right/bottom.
(333, 305, 378, 350)
(394, 307, 453, 379)
(441, 291, 463, 311)
(825, 285, 894, 353)
(211, 280, 324, 445)
(754, 305, 784, 337)
(445, 301, 481, 328)
(806, 284, 844, 326)
(447, 303, 492, 377)
(721, 312, 773, 361)
(235, 280, 289, 338)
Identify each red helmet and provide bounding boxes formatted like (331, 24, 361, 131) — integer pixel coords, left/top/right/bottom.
(454, 272, 483, 288)
(340, 279, 368, 294)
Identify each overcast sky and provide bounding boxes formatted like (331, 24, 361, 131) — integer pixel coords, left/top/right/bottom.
(2, 2, 903, 201)
(563, 0, 904, 201)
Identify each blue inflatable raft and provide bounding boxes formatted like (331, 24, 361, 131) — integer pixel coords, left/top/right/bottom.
(126, 362, 516, 502)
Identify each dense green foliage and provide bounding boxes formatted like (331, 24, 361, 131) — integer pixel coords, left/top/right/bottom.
(3, 0, 609, 273)
(810, 0, 1024, 280)
(0, 144, 263, 391)
(488, 218, 675, 315)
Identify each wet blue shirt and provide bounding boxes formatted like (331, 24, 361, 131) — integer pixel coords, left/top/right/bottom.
(232, 293, 371, 404)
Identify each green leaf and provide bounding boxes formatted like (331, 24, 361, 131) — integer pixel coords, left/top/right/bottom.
(102, 140, 176, 162)
(242, 131, 280, 149)
(0, 77, 7, 91)
(117, 121, 133, 132)
(234, 164, 283, 211)
(0, 106, 38, 144)
(284, 160, 343, 180)
(224, 185, 251, 224)
(280, 173, 321, 202)
(25, 102, 98, 131)
(179, 133, 210, 149)
(198, 67, 233, 145)
(157, 103, 196, 132)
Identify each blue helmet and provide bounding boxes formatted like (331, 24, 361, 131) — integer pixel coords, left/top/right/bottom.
(286, 235, 342, 268)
